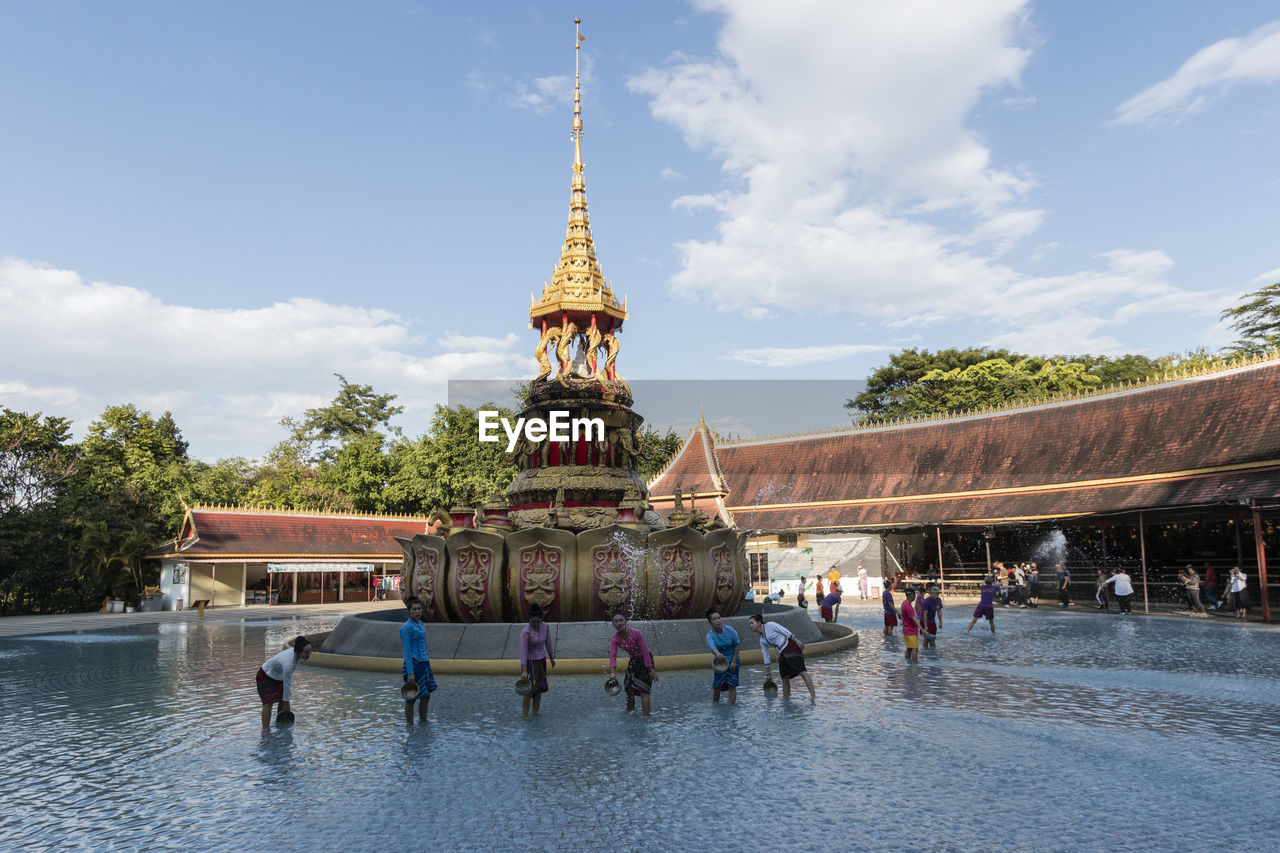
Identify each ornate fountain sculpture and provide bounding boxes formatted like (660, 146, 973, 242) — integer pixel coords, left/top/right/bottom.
(396, 20, 748, 623)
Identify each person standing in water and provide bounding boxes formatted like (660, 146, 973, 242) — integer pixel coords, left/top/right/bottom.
(519, 604, 555, 719)
(857, 566, 869, 600)
(920, 585, 943, 649)
(256, 635, 312, 732)
(748, 614, 816, 702)
(608, 609, 656, 716)
(882, 579, 898, 636)
(965, 576, 999, 634)
(901, 589, 922, 662)
(1103, 568, 1134, 614)
(401, 597, 437, 724)
(704, 609, 741, 705)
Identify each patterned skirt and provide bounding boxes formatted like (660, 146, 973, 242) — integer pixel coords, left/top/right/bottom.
(527, 658, 549, 694)
(712, 660, 740, 690)
(624, 656, 652, 696)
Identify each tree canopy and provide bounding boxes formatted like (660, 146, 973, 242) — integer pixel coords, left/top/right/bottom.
(1222, 281, 1280, 356)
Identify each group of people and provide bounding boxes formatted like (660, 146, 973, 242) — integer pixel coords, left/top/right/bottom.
(255, 598, 820, 728)
(881, 580, 945, 659)
(1171, 564, 1250, 619)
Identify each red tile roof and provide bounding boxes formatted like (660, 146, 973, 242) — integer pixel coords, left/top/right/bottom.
(647, 414, 729, 500)
(660, 359, 1280, 530)
(154, 508, 428, 559)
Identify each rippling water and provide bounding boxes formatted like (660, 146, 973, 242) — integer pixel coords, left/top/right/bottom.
(1, 605, 1277, 852)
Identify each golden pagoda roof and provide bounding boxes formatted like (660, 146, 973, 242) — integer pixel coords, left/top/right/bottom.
(530, 19, 627, 328)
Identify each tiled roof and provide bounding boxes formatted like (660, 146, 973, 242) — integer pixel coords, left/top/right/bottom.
(710, 358, 1280, 529)
(154, 508, 428, 559)
(647, 414, 729, 499)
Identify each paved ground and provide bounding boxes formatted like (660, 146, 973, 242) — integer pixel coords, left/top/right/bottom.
(0, 600, 396, 639)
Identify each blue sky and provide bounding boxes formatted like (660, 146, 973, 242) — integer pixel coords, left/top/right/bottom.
(2, 1, 1278, 459)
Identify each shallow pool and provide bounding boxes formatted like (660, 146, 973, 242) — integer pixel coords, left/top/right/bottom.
(1, 604, 1276, 851)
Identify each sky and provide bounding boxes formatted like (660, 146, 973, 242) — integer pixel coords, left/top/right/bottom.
(2, 1, 1278, 460)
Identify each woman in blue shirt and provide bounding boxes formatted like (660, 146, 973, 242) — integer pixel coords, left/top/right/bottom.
(704, 609, 741, 705)
(401, 597, 437, 724)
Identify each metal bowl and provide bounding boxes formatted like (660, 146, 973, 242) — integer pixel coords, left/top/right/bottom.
(604, 676, 621, 696)
(713, 658, 730, 673)
(400, 682, 419, 701)
(276, 710, 296, 724)
(515, 677, 533, 696)
(762, 679, 779, 696)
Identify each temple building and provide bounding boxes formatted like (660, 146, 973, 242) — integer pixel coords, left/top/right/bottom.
(151, 507, 428, 609)
(647, 354, 1279, 614)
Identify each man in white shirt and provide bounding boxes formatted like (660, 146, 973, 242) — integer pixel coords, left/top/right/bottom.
(748, 614, 816, 701)
(1103, 569, 1135, 614)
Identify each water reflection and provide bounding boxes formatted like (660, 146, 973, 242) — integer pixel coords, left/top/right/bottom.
(0, 607, 1278, 850)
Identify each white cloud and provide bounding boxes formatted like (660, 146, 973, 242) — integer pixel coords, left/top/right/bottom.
(628, 0, 1213, 352)
(503, 53, 594, 115)
(0, 258, 533, 460)
(1247, 266, 1280, 286)
(721, 343, 896, 368)
(1115, 19, 1280, 127)
(660, 166, 684, 180)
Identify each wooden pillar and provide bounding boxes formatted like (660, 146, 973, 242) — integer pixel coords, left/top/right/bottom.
(1139, 511, 1149, 614)
(338, 571, 344, 602)
(292, 571, 298, 603)
(211, 564, 216, 607)
(320, 572, 325, 605)
(241, 562, 247, 606)
(1254, 503, 1271, 623)
(268, 570, 273, 606)
(936, 525, 945, 592)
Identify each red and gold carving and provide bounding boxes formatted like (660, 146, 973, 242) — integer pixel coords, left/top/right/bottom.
(520, 545, 562, 611)
(454, 546, 492, 621)
(592, 543, 631, 615)
(657, 543, 696, 618)
(710, 544, 735, 614)
(413, 549, 440, 614)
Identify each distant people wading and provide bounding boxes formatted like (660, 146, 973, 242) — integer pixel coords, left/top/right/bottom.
(819, 587, 841, 623)
(920, 585, 943, 649)
(965, 576, 998, 634)
(608, 610, 657, 716)
(256, 635, 312, 732)
(857, 566, 868, 600)
(797, 576, 808, 610)
(1103, 569, 1134, 614)
(1056, 564, 1071, 609)
(900, 589, 922, 662)
(882, 580, 898, 636)
(1095, 569, 1110, 612)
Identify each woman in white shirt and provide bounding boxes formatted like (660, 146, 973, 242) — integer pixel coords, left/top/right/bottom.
(1103, 570, 1135, 614)
(256, 635, 313, 732)
(1228, 566, 1249, 620)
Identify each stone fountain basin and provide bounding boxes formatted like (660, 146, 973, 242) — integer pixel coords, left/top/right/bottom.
(308, 604, 856, 674)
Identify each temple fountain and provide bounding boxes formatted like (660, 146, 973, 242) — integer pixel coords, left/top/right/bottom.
(313, 22, 854, 671)
(391, 19, 747, 625)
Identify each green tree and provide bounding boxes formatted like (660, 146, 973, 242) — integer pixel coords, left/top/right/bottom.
(1, 408, 78, 511)
(76, 404, 192, 530)
(385, 404, 518, 512)
(1221, 282, 1280, 356)
(636, 426, 684, 480)
(288, 373, 404, 462)
(846, 348, 1017, 417)
(894, 358, 1102, 417)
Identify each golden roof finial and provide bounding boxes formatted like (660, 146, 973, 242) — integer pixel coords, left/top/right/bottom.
(528, 18, 627, 330)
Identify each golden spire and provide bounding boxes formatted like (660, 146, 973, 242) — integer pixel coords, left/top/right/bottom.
(529, 18, 627, 330)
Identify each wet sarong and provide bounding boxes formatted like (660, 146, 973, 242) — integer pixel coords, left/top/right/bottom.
(712, 660, 739, 690)
(778, 639, 806, 680)
(256, 667, 283, 704)
(402, 658, 437, 702)
(527, 658, 549, 694)
(624, 655, 651, 696)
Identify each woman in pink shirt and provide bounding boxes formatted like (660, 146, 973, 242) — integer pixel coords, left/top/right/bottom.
(608, 609, 656, 716)
(519, 604, 555, 719)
